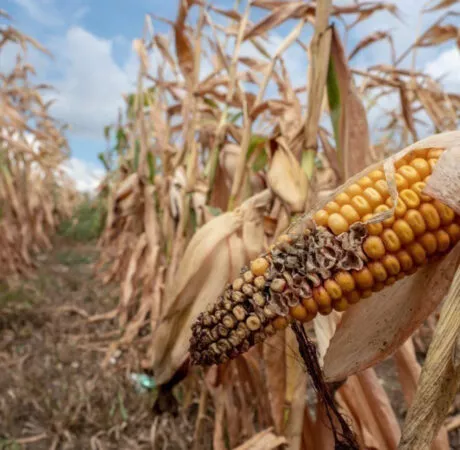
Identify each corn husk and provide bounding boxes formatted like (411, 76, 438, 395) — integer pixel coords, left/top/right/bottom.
(147, 190, 272, 385)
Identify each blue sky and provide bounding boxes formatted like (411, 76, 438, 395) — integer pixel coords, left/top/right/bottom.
(2, 0, 459, 190)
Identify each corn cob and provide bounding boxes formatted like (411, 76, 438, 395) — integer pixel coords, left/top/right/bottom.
(189, 148, 460, 366)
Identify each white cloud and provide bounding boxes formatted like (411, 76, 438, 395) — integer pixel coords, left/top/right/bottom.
(12, 0, 64, 27)
(425, 47, 460, 90)
(45, 26, 138, 139)
(62, 157, 105, 192)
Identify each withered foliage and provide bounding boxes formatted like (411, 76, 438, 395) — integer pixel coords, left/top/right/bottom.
(94, 0, 460, 448)
(0, 16, 77, 280)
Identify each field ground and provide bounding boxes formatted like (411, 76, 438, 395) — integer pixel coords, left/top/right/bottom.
(1, 236, 460, 449)
(0, 237, 200, 450)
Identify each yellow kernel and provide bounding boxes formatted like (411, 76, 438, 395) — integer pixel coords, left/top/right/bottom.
(395, 173, 409, 191)
(419, 203, 441, 230)
(313, 286, 331, 310)
(428, 158, 438, 171)
(363, 236, 386, 260)
(368, 169, 385, 181)
(382, 229, 402, 252)
(334, 271, 356, 293)
(446, 223, 460, 244)
(409, 148, 428, 160)
(351, 196, 372, 217)
(407, 242, 427, 265)
(357, 176, 373, 189)
(386, 197, 407, 218)
(314, 209, 329, 227)
(375, 204, 395, 227)
(385, 276, 396, 286)
(318, 305, 333, 316)
(410, 158, 431, 179)
(352, 268, 374, 290)
(328, 213, 349, 235)
(393, 219, 415, 245)
(346, 291, 361, 305)
(345, 183, 363, 197)
(396, 272, 406, 281)
(333, 297, 350, 312)
(324, 279, 343, 300)
(302, 297, 318, 316)
(394, 157, 410, 169)
(400, 189, 421, 209)
(395, 250, 414, 271)
(374, 179, 390, 199)
(398, 165, 422, 184)
(341, 205, 360, 224)
(382, 254, 401, 276)
(273, 316, 289, 330)
(435, 230, 450, 252)
(404, 210, 426, 236)
(335, 192, 351, 206)
(406, 266, 418, 276)
(363, 214, 384, 236)
(250, 258, 269, 276)
(433, 200, 455, 225)
(363, 187, 383, 208)
(373, 282, 385, 292)
(411, 182, 432, 202)
(277, 235, 292, 246)
(419, 232, 437, 255)
(427, 148, 444, 159)
(290, 304, 309, 322)
(361, 289, 373, 299)
(368, 261, 388, 282)
(325, 201, 341, 214)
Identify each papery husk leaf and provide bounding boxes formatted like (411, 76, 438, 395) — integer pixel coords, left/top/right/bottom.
(284, 327, 307, 450)
(424, 145, 460, 214)
(267, 139, 308, 213)
(399, 267, 460, 449)
(263, 327, 286, 435)
(148, 190, 272, 385)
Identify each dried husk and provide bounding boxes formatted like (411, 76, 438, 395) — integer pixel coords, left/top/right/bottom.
(399, 267, 460, 449)
(147, 190, 272, 385)
(266, 138, 308, 213)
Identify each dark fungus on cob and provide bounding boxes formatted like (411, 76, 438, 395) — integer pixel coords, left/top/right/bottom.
(189, 148, 460, 367)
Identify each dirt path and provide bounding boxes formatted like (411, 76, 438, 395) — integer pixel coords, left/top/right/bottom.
(0, 238, 167, 450)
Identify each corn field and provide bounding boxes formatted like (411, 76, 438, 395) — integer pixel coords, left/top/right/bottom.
(0, 11, 77, 280)
(2, 1, 460, 449)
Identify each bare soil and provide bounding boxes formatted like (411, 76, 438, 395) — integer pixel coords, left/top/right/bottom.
(0, 238, 196, 450)
(1, 237, 460, 449)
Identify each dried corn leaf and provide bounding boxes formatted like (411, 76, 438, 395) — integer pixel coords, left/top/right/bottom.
(328, 27, 371, 180)
(232, 428, 287, 450)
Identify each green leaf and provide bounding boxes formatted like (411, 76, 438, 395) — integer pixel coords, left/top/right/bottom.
(98, 153, 110, 172)
(147, 152, 155, 184)
(203, 96, 219, 109)
(326, 57, 341, 166)
(229, 111, 243, 124)
(133, 140, 140, 171)
(207, 206, 222, 216)
(103, 125, 111, 140)
(118, 391, 128, 421)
